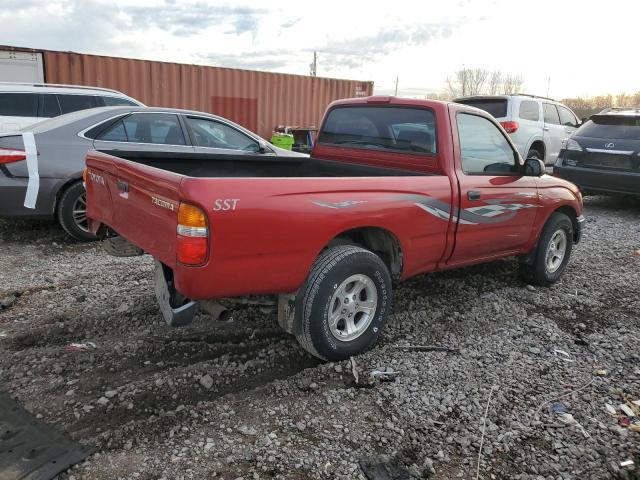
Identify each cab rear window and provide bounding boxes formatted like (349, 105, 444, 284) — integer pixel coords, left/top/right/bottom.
(455, 99, 508, 118)
(318, 106, 436, 155)
(578, 115, 640, 140)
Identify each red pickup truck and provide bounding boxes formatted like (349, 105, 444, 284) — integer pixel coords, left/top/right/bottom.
(85, 97, 584, 361)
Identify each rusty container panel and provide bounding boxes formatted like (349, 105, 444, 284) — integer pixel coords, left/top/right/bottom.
(40, 50, 373, 139)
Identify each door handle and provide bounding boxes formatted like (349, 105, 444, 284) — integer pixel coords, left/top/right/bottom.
(467, 190, 481, 201)
(543, 126, 550, 131)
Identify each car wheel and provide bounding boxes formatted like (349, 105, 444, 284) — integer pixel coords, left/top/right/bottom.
(520, 212, 574, 286)
(294, 245, 392, 361)
(57, 181, 98, 242)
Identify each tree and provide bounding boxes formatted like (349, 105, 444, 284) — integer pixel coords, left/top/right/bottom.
(501, 74, 524, 95)
(467, 68, 489, 95)
(446, 67, 523, 97)
(487, 70, 502, 95)
(446, 68, 470, 97)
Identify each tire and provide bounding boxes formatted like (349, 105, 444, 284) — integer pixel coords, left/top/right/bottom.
(520, 212, 574, 286)
(57, 181, 98, 242)
(294, 245, 392, 361)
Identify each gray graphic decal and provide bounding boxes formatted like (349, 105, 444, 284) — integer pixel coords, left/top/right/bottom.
(311, 195, 537, 225)
(312, 200, 368, 209)
(412, 196, 538, 225)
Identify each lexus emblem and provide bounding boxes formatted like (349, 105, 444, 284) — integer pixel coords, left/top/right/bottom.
(605, 142, 615, 149)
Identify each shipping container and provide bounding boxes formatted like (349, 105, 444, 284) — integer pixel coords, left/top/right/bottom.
(0, 50, 44, 83)
(0, 46, 373, 139)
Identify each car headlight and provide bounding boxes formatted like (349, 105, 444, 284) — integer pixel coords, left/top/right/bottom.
(564, 138, 583, 151)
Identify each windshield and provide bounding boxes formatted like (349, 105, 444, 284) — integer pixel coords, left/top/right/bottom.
(577, 115, 640, 140)
(455, 98, 508, 118)
(318, 106, 436, 155)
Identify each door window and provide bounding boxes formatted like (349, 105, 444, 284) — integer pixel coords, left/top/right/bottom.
(518, 101, 539, 121)
(543, 103, 560, 125)
(185, 117, 259, 151)
(457, 113, 518, 175)
(57, 94, 100, 114)
(557, 105, 578, 127)
(40, 94, 61, 117)
(0, 93, 37, 117)
(97, 119, 129, 141)
(97, 113, 186, 145)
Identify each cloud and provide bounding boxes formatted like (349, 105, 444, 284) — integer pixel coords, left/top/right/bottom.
(0, 0, 271, 56)
(196, 21, 459, 76)
(123, 3, 269, 37)
(0, 1, 136, 54)
(197, 49, 295, 71)
(312, 23, 456, 70)
(279, 17, 302, 29)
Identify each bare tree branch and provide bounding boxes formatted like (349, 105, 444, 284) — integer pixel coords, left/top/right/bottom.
(488, 70, 502, 95)
(502, 74, 524, 95)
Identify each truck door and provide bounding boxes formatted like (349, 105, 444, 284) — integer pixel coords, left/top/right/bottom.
(448, 110, 539, 266)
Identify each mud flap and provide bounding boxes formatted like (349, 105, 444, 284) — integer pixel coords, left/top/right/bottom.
(153, 260, 198, 327)
(0, 391, 94, 480)
(277, 293, 296, 335)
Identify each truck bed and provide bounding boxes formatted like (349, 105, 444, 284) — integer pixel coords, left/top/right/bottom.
(85, 149, 452, 300)
(104, 150, 425, 178)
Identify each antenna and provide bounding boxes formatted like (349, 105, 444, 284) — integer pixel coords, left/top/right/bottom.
(546, 77, 551, 97)
(310, 51, 317, 77)
(394, 76, 399, 96)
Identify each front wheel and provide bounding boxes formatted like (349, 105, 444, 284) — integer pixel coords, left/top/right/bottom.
(294, 246, 392, 361)
(57, 181, 98, 241)
(520, 212, 574, 286)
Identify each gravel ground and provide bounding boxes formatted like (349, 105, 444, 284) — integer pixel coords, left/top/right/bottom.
(1, 195, 639, 480)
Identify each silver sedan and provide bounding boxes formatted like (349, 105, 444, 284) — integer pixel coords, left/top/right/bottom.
(0, 107, 304, 240)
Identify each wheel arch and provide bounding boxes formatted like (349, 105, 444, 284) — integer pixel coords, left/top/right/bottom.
(527, 139, 546, 161)
(552, 204, 580, 243)
(323, 226, 403, 281)
(53, 176, 83, 217)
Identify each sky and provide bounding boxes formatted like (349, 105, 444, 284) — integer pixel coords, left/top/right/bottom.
(2, 0, 639, 99)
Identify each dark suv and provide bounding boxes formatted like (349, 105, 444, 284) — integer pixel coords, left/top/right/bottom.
(553, 108, 640, 196)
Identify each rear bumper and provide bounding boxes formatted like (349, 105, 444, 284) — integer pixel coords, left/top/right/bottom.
(575, 214, 585, 244)
(553, 164, 640, 196)
(0, 172, 62, 219)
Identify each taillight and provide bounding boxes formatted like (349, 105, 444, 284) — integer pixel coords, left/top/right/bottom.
(0, 147, 26, 164)
(177, 202, 208, 265)
(499, 121, 519, 134)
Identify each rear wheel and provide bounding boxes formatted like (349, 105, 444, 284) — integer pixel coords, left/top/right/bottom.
(57, 181, 98, 242)
(294, 245, 392, 361)
(520, 212, 574, 286)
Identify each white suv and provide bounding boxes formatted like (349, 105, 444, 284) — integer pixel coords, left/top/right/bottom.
(0, 82, 144, 132)
(454, 94, 580, 165)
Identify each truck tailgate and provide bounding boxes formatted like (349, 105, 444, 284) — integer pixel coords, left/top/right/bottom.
(85, 150, 182, 268)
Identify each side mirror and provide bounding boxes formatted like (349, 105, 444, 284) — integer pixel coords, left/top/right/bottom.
(258, 141, 269, 154)
(524, 157, 545, 177)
